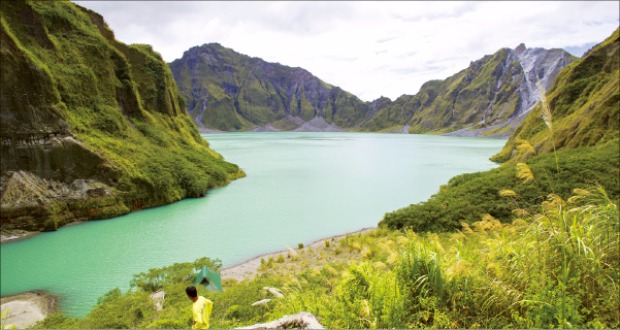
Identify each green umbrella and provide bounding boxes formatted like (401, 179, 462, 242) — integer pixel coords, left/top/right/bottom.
(193, 266, 222, 292)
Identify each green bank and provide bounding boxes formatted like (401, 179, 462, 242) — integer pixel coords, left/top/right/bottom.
(0, 0, 243, 233)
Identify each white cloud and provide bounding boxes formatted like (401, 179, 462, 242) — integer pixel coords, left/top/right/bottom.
(74, 1, 619, 101)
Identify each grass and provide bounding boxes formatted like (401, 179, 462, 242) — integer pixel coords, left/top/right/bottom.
(38, 184, 618, 328)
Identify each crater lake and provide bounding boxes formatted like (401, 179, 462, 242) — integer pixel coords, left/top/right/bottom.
(1, 132, 505, 316)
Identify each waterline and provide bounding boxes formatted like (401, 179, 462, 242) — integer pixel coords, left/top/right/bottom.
(1, 132, 505, 316)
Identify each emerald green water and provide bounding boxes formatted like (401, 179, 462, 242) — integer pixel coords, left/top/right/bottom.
(1, 132, 505, 317)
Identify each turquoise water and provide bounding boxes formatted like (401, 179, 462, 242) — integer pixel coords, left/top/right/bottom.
(0, 132, 505, 317)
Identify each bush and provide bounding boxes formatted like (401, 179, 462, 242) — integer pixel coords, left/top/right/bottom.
(380, 141, 619, 232)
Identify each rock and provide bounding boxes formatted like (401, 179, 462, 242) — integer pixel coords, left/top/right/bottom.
(169, 43, 370, 132)
(251, 299, 271, 307)
(149, 290, 165, 311)
(360, 44, 575, 136)
(262, 287, 284, 298)
(238, 312, 324, 329)
(252, 124, 280, 132)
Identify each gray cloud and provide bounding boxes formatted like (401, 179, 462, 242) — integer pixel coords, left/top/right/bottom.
(74, 1, 619, 101)
(390, 2, 478, 22)
(377, 36, 397, 44)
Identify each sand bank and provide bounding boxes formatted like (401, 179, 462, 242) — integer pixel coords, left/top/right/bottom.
(0, 291, 58, 329)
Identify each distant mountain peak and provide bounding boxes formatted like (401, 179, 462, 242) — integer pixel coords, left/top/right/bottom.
(169, 44, 369, 131)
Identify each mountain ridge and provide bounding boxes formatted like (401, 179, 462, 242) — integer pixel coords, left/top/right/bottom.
(492, 27, 620, 162)
(360, 44, 575, 136)
(170, 42, 575, 136)
(170, 43, 371, 132)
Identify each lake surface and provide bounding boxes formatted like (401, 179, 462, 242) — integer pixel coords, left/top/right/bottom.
(0, 132, 505, 317)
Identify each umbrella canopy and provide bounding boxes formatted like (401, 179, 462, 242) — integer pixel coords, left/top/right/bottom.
(193, 266, 222, 292)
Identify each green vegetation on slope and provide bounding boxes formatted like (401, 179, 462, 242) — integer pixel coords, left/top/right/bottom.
(379, 140, 619, 232)
(0, 1, 243, 231)
(492, 28, 619, 163)
(170, 42, 573, 135)
(169, 44, 371, 131)
(35, 184, 619, 329)
(380, 28, 619, 233)
(360, 46, 574, 135)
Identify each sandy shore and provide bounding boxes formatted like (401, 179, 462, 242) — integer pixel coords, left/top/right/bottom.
(0, 291, 58, 329)
(221, 227, 375, 281)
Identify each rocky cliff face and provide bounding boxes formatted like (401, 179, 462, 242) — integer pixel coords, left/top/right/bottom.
(492, 28, 620, 162)
(0, 1, 242, 232)
(361, 44, 575, 137)
(169, 43, 371, 131)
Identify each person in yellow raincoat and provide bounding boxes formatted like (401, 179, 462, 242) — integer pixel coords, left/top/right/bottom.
(185, 286, 213, 329)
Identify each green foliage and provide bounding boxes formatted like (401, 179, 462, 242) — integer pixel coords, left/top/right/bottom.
(272, 189, 619, 329)
(130, 258, 221, 292)
(380, 140, 619, 232)
(31, 313, 80, 329)
(38, 189, 619, 329)
(0, 310, 16, 330)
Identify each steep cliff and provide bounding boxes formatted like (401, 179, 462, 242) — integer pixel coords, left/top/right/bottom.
(169, 43, 371, 131)
(361, 44, 575, 136)
(492, 28, 620, 162)
(0, 1, 242, 232)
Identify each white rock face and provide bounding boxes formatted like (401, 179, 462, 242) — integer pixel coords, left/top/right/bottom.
(446, 44, 573, 137)
(512, 44, 573, 117)
(293, 116, 344, 132)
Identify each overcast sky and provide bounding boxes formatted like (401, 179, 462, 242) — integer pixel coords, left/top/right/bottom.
(74, 1, 618, 101)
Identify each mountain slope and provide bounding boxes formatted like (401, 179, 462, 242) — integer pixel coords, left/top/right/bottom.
(380, 28, 619, 232)
(361, 44, 575, 136)
(170, 43, 574, 136)
(169, 44, 371, 131)
(0, 0, 243, 232)
(492, 28, 620, 162)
